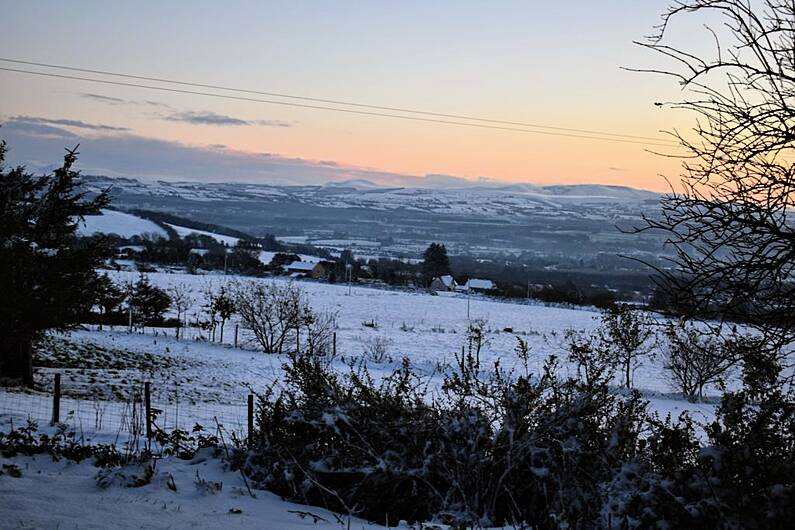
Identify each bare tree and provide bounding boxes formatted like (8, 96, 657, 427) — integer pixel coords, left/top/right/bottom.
(663, 320, 736, 401)
(633, 1, 795, 358)
(233, 281, 304, 353)
(302, 309, 337, 357)
(168, 283, 193, 339)
(599, 304, 655, 389)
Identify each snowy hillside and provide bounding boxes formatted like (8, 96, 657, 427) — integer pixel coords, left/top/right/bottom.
(78, 209, 167, 239)
(82, 175, 659, 220)
(166, 223, 241, 246)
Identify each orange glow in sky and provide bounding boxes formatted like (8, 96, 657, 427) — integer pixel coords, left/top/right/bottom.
(0, 1, 696, 191)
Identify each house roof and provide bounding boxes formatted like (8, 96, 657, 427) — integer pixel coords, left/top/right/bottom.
(465, 278, 495, 290)
(286, 261, 318, 271)
(439, 275, 455, 287)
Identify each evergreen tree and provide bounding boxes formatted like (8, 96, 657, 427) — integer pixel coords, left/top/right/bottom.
(0, 142, 110, 386)
(129, 273, 171, 326)
(92, 274, 126, 330)
(212, 285, 235, 342)
(269, 252, 301, 271)
(422, 242, 451, 284)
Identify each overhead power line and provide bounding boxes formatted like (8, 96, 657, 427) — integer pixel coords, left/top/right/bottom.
(0, 63, 678, 147)
(0, 57, 673, 144)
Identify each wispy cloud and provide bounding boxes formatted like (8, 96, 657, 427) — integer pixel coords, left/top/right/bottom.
(11, 115, 129, 132)
(161, 111, 291, 128)
(81, 93, 126, 105)
(80, 93, 173, 109)
(162, 111, 249, 126)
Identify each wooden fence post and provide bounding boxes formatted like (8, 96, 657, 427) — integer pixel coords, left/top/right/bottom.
(234, 324, 239, 348)
(144, 382, 152, 442)
(51, 373, 61, 425)
(247, 393, 254, 447)
(333, 332, 337, 357)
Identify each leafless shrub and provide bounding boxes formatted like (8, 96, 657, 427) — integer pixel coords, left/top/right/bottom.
(232, 281, 304, 354)
(361, 335, 393, 363)
(663, 321, 738, 401)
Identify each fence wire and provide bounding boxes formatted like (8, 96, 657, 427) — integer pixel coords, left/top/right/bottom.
(0, 374, 251, 449)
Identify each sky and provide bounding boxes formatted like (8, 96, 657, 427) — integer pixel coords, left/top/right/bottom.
(0, 1, 711, 191)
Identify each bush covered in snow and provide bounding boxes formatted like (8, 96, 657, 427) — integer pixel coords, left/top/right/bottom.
(236, 337, 795, 529)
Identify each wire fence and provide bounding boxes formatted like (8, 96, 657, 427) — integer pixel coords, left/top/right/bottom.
(0, 373, 253, 450)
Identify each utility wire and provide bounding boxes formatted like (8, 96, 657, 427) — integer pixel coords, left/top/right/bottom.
(0, 57, 672, 143)
(0, 65, 678, 147)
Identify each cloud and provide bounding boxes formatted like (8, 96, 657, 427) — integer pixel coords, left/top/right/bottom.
(0, 119, 500, 187)
(608, 166, 626, 172)
(161, 111, 290, 128)
(80, 93, 173, 109)
(11, 115, 129, 132)
(80, 93, 126, 105)
(253, 119, 291, 128)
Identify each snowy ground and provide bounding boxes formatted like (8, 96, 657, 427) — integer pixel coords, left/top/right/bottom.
(0, 450, 393, 530)
(0, 269, 720, 441)
(0, 269, 732, 528)
(79, 209, 167, 239)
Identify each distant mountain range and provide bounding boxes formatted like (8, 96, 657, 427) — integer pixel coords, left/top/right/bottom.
(82, 175, 660, 221)
(78, 174, 666, 265)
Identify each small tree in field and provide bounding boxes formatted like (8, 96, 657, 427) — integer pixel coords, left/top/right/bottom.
(129, 274, 171, 327)
(168, 283, 193, 339)
(1, 141, 110, 386)
(92, 274, 126, 330)
(663, 320, 737, 401)
(233, 281, 303, 353)
(212, 285, 235, 343)
(599, 304, 655, 388)
(422, 242, 451, 285)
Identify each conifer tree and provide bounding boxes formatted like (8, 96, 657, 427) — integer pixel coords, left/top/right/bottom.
(0, 141, 110, 386)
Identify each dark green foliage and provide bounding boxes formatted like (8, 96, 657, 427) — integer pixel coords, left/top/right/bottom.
(607, 350, 795, 529)
(239, 348, 649, 527)
(89, 273, 127, 329)
(237, 331, 795, 528)
(129, 273, 171, 326)
(421, 242, 451, 284)
(212, 285, 235, 342)
(0, 141, 110, 386)
(268, 252, 301, 271)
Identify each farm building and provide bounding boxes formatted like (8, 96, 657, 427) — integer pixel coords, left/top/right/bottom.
(285, 260, 327, 279)
(463, 278, 496, 292)
(430, 275, 457, 292)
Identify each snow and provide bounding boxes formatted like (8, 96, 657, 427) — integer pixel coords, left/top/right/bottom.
(0, 268, 743, 528)
(166, 223, 241, 246)
(79, 209, 167, 239)
(286, 261, 318, 272)
(0, 451, 385, 529)
(259, 251, 322, 265)
(466, 278, 495, 290)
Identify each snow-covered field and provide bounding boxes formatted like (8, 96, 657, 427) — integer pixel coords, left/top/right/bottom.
(0, 269, 719, 442)
(166, 223, 241, 246)
(0, 269, 732, 528)
(79, 209, 167, 239)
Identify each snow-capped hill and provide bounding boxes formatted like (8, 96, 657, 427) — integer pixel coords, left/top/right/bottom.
(322, 179, 382, 190)
(165, 224, 240, 246)
(78, 209, 167, 239)
(80, 175, 660, 221)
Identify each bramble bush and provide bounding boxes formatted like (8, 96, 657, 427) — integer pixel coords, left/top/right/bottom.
(235, 334, 795, 529)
